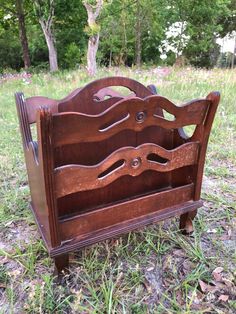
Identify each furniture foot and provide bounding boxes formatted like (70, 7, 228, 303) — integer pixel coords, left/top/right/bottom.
(54, 254, 69, 276)
(179, 210, 197, 234)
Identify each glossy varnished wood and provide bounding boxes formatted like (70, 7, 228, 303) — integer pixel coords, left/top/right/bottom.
(52, 96, 210, 146)
(15, 76, 220, 274)
(54, 142, 199, 197)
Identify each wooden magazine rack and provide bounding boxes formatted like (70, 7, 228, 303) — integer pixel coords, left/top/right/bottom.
(15, 77, 220, 273)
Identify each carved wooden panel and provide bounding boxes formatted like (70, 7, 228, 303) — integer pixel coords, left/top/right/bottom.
(52, 96, 210, 147)
(54, 142, 199, 197)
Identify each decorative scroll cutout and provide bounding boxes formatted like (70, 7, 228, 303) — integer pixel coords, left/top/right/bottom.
(162, 109, 175, 121)
(93, 86, 135, 102)
(182, 125, 197, 138)
(54, 142, 199, 198)
(98, 159, 125, 179)
(99, 113, 130, 132)
(52, 96, 210, 147)
(147, 153, 168, 164)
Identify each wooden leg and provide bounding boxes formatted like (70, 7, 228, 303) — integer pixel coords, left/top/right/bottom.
(179, 210, 197, 234)
(54, 254, 69, 276)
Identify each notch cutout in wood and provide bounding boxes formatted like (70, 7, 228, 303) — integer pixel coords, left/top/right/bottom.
(98, 159, 125, 179)
(147, 153, 168, 164)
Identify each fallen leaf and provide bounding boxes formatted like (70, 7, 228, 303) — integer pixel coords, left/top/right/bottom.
(143, 278, 152, 294)
(191, 290, 204, 304)
(213, 267, 224, 274)
(206, 292, 216, 302)
(218, 294, 229, 302)
(4, 221, 13, 227)
(212, 267, 224, 282)
(222, 277, 233, 287)
(199, 280, 208, 293)
(8, 269, 21, 277)
(213, 272, 222, 282)
(116, 272, 124, 284)
(162, 255, 172, 271)
(199, 280, 217, 293)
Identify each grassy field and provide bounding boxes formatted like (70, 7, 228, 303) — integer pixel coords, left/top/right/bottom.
(0, 67, 235, 313)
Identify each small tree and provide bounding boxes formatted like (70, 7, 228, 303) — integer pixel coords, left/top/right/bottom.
(83, 0, 103, 76)
(1, 0, 31, 69)
(34, 0, 58, 72)
(15, 0, 31, 69)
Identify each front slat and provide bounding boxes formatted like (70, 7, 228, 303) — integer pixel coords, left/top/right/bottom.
(54, 142, 199, 198)
(52, 96, 210, 147)
(59, 184, 194, 241)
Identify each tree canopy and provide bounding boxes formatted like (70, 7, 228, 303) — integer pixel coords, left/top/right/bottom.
(0, 0, 235, 73)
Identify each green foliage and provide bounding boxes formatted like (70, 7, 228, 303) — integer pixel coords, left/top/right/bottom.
(84, 22, 101, 36)
(0, 0, 235, 70)
(164, 0, 233, 68)
(64, 43, 82, 68)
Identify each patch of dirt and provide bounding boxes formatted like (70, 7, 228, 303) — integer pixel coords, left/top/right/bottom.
(0, 220, 39, 253)
(0, 220, 40, 313)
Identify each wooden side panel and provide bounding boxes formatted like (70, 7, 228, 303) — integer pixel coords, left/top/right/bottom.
(36, 107, 61, 247)
(26, 96, 59, 124)
(193, 92, 220, 200)
(172, 92, 220, 201)
(15, 92, 52, 248)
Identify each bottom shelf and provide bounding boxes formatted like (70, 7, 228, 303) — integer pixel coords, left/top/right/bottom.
(30, 183, 203, 257)
(50, 200, 202, 257)
(58, 183, 195, 242)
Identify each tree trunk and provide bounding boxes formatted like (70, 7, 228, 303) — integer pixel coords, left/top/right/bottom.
(121, 8, 127, 65)
(83, 0, 103, 76)
(40, 21, 58, 72)
(231, 35, 236, 69)
(87, 34, 99, 76)
(135, 0, 142, 67)
(15, 0, 31, 69)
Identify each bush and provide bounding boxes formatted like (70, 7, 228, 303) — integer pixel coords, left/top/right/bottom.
(64, 43, 82, 69)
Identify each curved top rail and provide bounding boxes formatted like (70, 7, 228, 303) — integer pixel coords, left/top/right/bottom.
(58, 76, 155, 114)
(24, 77, 156, 123)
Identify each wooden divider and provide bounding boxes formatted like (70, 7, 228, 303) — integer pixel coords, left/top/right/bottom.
(54, 142, 199, 197)
(52, 96, 210, 147)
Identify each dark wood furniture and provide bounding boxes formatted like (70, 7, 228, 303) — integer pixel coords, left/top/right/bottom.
(15, 76, 220, 273)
